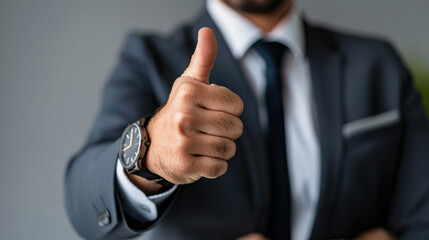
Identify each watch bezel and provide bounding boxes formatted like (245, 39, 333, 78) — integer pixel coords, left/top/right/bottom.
(119, 122, 142, 170)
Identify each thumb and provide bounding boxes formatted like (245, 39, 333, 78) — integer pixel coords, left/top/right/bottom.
(182, 27, 217, 84)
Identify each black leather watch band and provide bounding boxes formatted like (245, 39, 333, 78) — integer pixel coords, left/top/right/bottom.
(134, 115, 173, 188)
(133, 171, 174, 188)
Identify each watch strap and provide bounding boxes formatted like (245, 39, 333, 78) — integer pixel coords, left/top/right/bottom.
(134, 115, 173, 188)
(133, 171, 174, 188)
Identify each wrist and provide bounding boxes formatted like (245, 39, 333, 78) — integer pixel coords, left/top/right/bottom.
(144, 113, 163, 178)
(119, 114, 172, 188)
(124, 169, 163, 195)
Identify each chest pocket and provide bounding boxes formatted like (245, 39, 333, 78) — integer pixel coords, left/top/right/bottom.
(344, 109, 401, 159)
(332, 109, 402, 233)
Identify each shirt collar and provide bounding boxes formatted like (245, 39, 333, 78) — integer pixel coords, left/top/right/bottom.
(206, 0, 305, 59)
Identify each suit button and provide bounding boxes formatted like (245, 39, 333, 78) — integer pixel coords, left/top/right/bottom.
(97, 209, 111, 227)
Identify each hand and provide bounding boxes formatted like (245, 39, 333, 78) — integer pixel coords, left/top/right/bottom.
(237, 233, 270, 240)
(144, 27, 244, 185)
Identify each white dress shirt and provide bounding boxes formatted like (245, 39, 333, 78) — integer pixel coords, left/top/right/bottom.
(116, 1, 321, 239)
(208, 1, 320, 239)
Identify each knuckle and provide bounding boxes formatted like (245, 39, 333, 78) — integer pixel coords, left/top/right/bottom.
(177, 82, 198, 101)
(222, 116, 242, 139)
(174, 135, 191, 152)
(172, 77, 190, 94)
(171, 78, 183, 92)
(224, 115, 236, 130)
(234, 97, 244, 116)
(173, 112, 193, 132)
(234, 119, 244, 139)
(205, 161, 227, 178)
(213, 140, 228, 157)
(214, 85, 243, 116)
(226, 141, 236, 159)
(215, 115, 234, 133)
(210, 85, 229, 103)
(205, 167, 221, 179)
(212, 139, 235, 159)
(218, 87, 232, 104)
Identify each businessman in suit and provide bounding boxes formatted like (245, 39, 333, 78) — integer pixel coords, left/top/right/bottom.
(64, 0, 429, 239)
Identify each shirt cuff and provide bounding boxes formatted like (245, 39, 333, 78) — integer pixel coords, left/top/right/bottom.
(115, 159, 178, 221)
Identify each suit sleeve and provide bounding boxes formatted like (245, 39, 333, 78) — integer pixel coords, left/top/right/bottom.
(385, 44, 429, 239)
(64, 33, 178, 239)
(115, 159, 178, 219)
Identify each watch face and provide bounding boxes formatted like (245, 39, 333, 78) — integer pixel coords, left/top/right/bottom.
(119, 123, 142, 169)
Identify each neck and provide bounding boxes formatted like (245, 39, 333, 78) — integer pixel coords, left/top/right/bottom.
(237, 1, 293, 33)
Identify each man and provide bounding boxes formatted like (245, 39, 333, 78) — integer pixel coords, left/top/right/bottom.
(64, 0, 429, 239)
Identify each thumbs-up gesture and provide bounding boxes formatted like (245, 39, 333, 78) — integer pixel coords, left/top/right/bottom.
(145, 27, 244, 185)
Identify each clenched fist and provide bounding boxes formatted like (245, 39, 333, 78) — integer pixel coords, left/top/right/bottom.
(144, 27, 244, 185)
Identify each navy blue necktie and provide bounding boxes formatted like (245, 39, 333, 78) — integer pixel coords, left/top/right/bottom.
(254, 41, 291, 240)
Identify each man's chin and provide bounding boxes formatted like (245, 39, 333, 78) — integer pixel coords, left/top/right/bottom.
(221, 0, 288, 14)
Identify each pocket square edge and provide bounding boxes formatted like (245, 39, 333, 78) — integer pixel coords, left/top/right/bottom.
(343, 109, 400, 138)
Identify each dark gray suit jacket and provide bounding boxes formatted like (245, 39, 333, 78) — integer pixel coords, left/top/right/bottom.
(64, 9, 429, 240)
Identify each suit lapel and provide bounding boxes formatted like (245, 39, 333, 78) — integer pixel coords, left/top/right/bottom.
(190, 11, 272, 231)
(305, 23, 345, 239)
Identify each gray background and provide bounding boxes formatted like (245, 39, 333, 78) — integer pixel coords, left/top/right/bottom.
(1, 0, 428, 239)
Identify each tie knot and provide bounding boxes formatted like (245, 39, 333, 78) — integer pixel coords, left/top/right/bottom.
(253, 41, 287, 67)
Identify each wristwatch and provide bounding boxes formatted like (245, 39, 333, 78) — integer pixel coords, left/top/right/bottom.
(118, 116, 172, 187)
